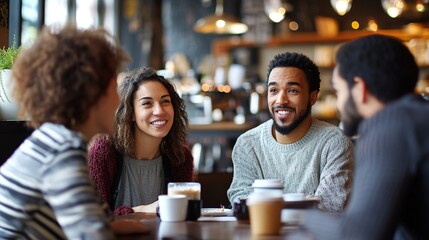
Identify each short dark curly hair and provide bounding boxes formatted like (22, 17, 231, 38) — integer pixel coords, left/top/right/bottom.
(267, 52, 321, 92)
(335, 34, 418, 103)
(113, 67, 189, 165)
(11, 25, 130, 129)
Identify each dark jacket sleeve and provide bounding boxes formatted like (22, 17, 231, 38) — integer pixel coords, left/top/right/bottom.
(88, 135, 134, 216)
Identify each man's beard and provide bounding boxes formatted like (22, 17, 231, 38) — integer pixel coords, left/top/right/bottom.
(340, 95, 363, 137)
(270, 102, 312, 135)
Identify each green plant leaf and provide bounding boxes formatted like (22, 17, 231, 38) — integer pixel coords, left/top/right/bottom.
(0, 35, 20, 102)
(0, 35, 21, 71)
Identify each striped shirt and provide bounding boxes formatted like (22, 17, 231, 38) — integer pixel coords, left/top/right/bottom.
(0, 122, 114, 239)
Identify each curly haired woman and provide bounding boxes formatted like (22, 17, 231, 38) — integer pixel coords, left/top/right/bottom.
(0, 25, 147, 239)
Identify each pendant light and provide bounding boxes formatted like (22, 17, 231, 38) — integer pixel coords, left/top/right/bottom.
(381, 0, 405, 18)
(330, 0, 352, 16)
(381, 0, 429, 18)
(264, 0, 293, 23)
(194, 0, 248, 34)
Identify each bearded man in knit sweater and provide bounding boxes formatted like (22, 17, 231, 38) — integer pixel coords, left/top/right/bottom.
(301, 35, 429, 240)
(227, 52, 354, 213)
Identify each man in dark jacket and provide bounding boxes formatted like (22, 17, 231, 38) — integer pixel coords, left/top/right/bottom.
(302, 34, 429, 239)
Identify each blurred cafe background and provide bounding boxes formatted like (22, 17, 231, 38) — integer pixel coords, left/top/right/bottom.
(2, 0, 429, 179)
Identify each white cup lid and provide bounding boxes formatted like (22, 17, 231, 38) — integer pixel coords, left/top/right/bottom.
(246, 191, 283, 205)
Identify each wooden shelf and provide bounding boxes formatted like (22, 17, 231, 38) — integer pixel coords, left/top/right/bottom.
(189, 121, 255, 132)
(212, 29, 429, 56)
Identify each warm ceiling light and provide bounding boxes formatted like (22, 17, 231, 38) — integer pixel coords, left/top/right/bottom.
(416, 2, 426, 12)
(268, 7, 286, 23)
(194, 0, 248, 34)
(289, 21, 299, 31)
(381, 0, 405, 18)
(367, 19, 379, 31)
(330, 0, 352, 16)
(351, 21, 360, 29)
(264, 0, 293, 23)
(382, 0, 429, 18)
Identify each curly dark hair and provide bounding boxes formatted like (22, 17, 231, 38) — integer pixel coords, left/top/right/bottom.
(113, 67, 189, 166)
(267, 52, 321, 92)
(335, 34, 418, 103)
(11, 25, 130, 129)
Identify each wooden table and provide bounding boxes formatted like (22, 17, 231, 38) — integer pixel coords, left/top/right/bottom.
(116, 213, 310, 240)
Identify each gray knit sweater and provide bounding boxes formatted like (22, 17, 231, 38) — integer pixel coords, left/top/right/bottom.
(227, 118, 354, 213)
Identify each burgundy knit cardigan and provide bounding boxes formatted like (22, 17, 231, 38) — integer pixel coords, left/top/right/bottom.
(87, 135, 195, 216)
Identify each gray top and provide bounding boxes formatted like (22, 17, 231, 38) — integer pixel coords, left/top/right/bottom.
(114, 155, 165, 209)
(227, 118, 354, 213)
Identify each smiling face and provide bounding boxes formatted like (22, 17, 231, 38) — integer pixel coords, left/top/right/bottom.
(267, 67, 317, 136)
(132, 81, 174, 141)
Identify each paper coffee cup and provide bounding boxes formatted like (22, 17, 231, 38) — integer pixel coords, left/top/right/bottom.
(247, 191, 284, 235)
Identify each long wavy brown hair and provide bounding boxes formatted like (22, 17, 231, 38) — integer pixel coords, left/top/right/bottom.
(11, 25, 130, 129)
(113, 67, 189, 166)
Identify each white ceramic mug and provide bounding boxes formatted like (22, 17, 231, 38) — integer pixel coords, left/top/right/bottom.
(158, 194, 188, 222)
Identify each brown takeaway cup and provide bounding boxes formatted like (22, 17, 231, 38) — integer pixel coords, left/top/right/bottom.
(246, 191, 284, 235)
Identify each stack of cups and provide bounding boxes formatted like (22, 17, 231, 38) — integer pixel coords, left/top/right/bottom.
(246, 190, 284, 235)
(283, 193, 306, 224)
(168, 182, 202, 221)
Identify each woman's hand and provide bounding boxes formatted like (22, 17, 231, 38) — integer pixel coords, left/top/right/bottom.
(132, 201, 159, 213)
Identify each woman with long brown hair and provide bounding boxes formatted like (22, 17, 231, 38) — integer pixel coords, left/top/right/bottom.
(88, 67, 194, 215)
